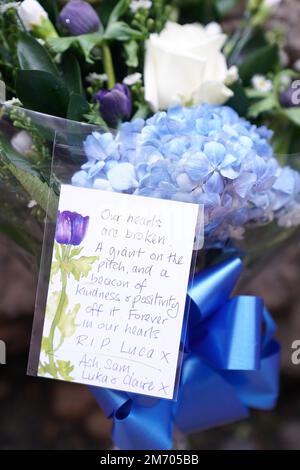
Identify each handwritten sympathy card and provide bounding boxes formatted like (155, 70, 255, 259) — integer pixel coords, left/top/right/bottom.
(37, 184, 201, 399)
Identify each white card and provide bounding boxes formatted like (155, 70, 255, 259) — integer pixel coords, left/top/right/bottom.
(38, 184, 201, 399)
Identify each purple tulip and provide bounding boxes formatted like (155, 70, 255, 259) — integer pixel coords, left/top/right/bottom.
(55, 211, 89, 245)
(94, 84, 132, 126)
(59, 0, 101, 36)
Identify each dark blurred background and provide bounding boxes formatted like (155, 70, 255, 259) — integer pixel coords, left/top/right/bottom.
(1, 0, 300, 450)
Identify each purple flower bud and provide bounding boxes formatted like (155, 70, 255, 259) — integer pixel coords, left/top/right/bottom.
(59, 0, 101, 36)
(55, 211, 89, 245)
(280, 86, 300, 108)
(94, 84, 132, 126)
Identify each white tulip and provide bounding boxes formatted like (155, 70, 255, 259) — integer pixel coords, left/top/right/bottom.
(144, 21, 237, 111)
(18, 0, 47, 28)
(18, 0, 57, 39)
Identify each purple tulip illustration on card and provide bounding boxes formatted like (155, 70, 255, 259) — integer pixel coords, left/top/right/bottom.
(38, 211, 98, 380)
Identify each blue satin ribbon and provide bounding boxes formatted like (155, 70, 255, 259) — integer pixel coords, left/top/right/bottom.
(90, 257, 280, 450)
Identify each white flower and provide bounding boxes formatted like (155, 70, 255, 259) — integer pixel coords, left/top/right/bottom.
(27, 200, 37, 209)
(18, 0, 57, 39)
(0, 2, 20, 14)
(123, 72, 142, 86)
(144, 21, 236, 111)
(130, 0, 152, 13)
(11, 130, 33, 155)
(86, 73, 108, 83)
(251, 74, 273, 92)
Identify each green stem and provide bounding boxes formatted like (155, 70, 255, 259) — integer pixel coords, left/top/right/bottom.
(47, 245, 70, 378)
(102, 42, 116, 89)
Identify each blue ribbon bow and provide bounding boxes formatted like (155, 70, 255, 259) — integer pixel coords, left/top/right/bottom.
(90, 257, 280, 450)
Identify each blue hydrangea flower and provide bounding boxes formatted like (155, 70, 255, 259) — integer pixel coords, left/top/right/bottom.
(72, 104, 300, 243)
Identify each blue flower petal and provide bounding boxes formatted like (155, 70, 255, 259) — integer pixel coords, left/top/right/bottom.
(71, 170, 93, 188)
(107, 163, 138, 191)
(184, 152, 211, 182)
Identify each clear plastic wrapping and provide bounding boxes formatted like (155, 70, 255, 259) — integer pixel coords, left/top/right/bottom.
(0, 108, 203, 399)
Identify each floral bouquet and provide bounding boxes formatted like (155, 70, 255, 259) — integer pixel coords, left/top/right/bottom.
(1, 0, 300, 450)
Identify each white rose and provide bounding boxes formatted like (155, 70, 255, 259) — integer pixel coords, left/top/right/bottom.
(144, 21, 237, 111)
(18, 0, 57, 39)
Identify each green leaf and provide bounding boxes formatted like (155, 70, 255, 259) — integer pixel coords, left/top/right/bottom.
(61, 51, 83, 95)
(77, 33, 103, 60)
(226, 81, 249, 116)
(132, 102, 150, 120)
(58, 302, 80, 338)
(124, 40, 139, 68)
(289, 126, 300, 155)
(54, 242, 61, 262)
(38, 361, 55, 377)
(69, 255, 99, 281)
(41, 336, 52, 354)
(50, 261, 60, 282)
(56, 360, 74, 381)
(175, 0, 218, 23)
(227, 27, 268, 66)
(83, 104, 108, 128)
(0, 144, 56, 231)
(16, 69, 70, 117)
(70, 246, 84, 257)
(47, 32, 103, 61)
(282, 108, 300, 128)
(6, 165, 58, 220)
(246, 88, 271, 99)
(45, 291, 66, 322)
(47, 36, 75, 54)
(272, 128, 292, 158)
(104, 22, 143, 41)
(67, 93, 90, 122)
(108, 0, 131, 24)
(17, 32, 59, 77)
(247, 95, 276, 118)
(239, 44, 279, 85)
